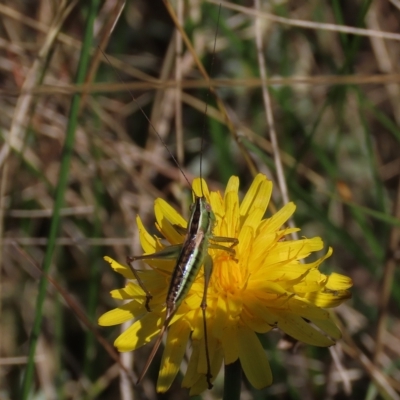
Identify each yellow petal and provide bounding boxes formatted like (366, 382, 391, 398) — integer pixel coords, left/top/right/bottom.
(225, 175, 239, 195)
(213, 296, 229, 340)
(197, 327, 218, 375)
(221, 324, 239, 364)
(110, 275, 163, 300)
(243, 293, 279, 325)
(183, 329, 223, 394)
(189, 344, 223, 396)
(258, 202, 296, 233)
(238, 225, 255, 255)
(239, 174, 271, 219)
(275, 313, 335, 346)
(311, 316, 342, 340)
(241, 184, 272, 231)
(251, 264, 323, 292)
(182, 339, 201, 388)
(241, 306, 274, 333)
(138, 257, 176, 275)
(209, 190, 224, 217)
(286, 298, 330, 320)
(325, 272, 353, 290)
(154, 198, 186, 244)
(241, 208, 266, 232)
(109, 288, 126, 300)
(222, 191, 239, 238)
(291, 270, 326, 293)
(269, 237, 324, 261)
(190, 309, 205, 341)
(137, 271, 169, 295)
(114, 311, 162, 351)
(306, 290, 352, 308)
(182, 291, 203, 313)
(98, 301, 143, 326)
(237, 325, 272, 388)
(135, 216, 158, 254)
(248, 280, 288, 295)
(157, 320, 191, 392)
(192, 178, 210, 199)
(251, 228, 300, 263)
(104, 256, 133, 279)
(110, 287, 142, 301)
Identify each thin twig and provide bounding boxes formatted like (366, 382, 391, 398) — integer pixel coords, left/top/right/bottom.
(208, 0, 400, 42)
(253, 0, 297, 236)
(5, 74, 400, 97)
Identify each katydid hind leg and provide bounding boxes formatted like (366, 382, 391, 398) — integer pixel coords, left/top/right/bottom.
(209, 243, 236, 256)
(209, 236, 239, 259)
(211, 235, 239, 248)
(201, 254, 214, 389)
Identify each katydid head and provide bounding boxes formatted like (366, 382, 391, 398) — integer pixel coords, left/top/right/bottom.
(188, 195, 216, 235)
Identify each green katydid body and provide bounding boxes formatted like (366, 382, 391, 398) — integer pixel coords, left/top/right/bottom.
(128, 193, 237, 388)
(166, 195, 215, 311)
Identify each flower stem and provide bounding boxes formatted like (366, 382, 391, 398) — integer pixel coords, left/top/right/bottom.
(223, 360, 242, 400)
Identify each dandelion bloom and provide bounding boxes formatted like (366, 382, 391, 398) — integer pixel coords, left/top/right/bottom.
(98, 174, 352, 394)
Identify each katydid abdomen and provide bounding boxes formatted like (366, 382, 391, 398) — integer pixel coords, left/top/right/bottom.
(166, 196, 214, 312)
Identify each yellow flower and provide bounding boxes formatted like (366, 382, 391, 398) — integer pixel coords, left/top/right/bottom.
(98, 174, 352, 395)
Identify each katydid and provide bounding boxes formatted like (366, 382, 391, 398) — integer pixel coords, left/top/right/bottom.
(127, 192, 238, 388)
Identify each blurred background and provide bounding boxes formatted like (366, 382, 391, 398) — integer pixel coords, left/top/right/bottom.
(1, 0, 399, 399)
